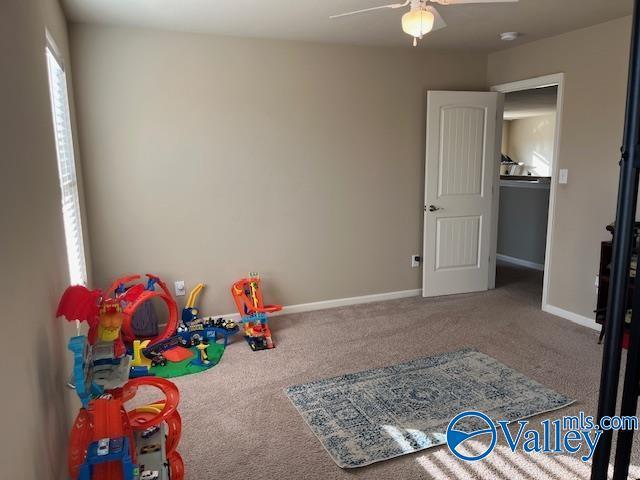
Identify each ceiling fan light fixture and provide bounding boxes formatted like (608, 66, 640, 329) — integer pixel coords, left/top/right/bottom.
(401, 9, 435, 39)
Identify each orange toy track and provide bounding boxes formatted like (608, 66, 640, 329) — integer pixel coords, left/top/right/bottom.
(231, 276, 282, 316)
(123, 376, 180, 429)
(68, 376, 182, 480)
(68, 398, 136, 480)
(129, 407, 182, 454)
(107, 274, 179, 346)
(168, 451, 185, 479)
(68, 408, 92, 480)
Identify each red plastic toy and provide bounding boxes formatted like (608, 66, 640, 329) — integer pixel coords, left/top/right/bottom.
(231, 273, 282, 317)
(231, 273, 282, 351)
(57, 273, 180, 355)
(57, 286, 139, 358)
(114, 274, 179, 346)
(68, 376, 183, 480)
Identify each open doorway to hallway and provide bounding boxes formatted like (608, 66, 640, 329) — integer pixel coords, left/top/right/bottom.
(491, 75, 564, 306)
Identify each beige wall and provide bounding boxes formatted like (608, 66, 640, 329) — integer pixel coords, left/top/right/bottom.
(70, 24, 487, 314)
(488, 16, 631, 319)
(501, 120, 510, 154)
(0, 0, 83, 478)
(506, 114, 556, 177)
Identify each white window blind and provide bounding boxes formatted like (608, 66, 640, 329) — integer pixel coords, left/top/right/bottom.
(46, 45, 87, 286)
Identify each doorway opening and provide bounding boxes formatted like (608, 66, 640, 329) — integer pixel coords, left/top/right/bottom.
(491, 74, 565, 309)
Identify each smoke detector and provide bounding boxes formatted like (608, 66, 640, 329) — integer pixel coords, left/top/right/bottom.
(500, 32, 520, 41)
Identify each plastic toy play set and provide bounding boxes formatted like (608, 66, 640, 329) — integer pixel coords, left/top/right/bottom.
(58, 272, 282, 479)
(59, 276, 184, 480)
(231, 273, 283, 351)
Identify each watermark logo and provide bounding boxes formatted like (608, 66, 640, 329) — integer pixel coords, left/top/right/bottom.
(446, 410, 639, 462)
(446, 411, 497, 461)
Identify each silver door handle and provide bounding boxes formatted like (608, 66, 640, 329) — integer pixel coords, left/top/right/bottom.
(428, 205, 442, 212)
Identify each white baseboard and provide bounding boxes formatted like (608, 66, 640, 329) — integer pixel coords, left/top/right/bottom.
(218, 288, 422, 321)
(542, 303, 601, 331)
(217, 288, 602, 336)
(496, 254, 544, 271)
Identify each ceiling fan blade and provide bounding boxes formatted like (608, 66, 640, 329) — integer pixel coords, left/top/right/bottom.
(329, 1, 410, 19)
(425, 6, 447, 31)
(430, 0, 518, 4)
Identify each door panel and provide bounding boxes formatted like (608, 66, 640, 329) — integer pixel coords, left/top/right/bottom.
(423, 91, 502, 297)
(439, 106, 486, 197)
(435, 216, 481, 270)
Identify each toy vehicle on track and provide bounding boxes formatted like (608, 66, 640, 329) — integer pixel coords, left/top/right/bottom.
(140, 470, 159, 480)
(141, 425, 160, 439)
(175, 316, 239, 347)
(140, 444, 161, 454)
(96, 438, 110, 456)
(149, 353, 167, 367)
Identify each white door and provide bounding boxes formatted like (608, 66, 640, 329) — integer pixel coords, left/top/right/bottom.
(423, 91, 503, 297)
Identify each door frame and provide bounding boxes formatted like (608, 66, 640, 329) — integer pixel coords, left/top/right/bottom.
(490, 73, 565, 310)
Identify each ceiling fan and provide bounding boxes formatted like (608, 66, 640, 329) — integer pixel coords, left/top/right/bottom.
(330, 0, 519, 46)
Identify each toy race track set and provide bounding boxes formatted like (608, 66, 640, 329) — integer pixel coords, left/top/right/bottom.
(231, 273, 282, 351)
(58, 272, 282, 479)
(59, 275, 184, 480)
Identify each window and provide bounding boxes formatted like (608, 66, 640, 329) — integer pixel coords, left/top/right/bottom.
(46, 42, 87, 286)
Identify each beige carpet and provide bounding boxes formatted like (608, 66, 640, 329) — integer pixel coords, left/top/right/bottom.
(167, 263, 638, 479)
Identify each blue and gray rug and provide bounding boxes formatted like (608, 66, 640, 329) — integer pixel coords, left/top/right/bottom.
(285, 348, 573, 468)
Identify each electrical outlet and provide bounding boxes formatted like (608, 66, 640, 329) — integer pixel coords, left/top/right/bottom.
(174, 280, 186, 296)
(559, 169, 569, 184)
(411, 255, 421, 268)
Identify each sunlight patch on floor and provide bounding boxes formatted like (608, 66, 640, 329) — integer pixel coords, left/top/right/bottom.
(416, 440, 640, 479)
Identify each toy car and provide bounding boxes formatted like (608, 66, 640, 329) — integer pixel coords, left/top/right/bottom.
(96, 438, 110, 456)
(213, 317, 237, 330)
(140, 444, 161, 454)
(150, 354, 166, 367)
(109, 438, 123, 453)
(141, 425, 160, 439)
(140, 470, 159, 480)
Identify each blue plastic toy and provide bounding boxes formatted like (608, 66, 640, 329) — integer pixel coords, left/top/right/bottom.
(68, 336, 104, 407)
(78, 437, 136, 480)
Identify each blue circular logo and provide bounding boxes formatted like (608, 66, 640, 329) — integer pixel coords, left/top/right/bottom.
(446, 411, 497, 461)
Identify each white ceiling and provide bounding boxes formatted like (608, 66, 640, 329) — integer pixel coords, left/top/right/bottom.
(504, 86, 558, 120)
(62, 0, 633, 51)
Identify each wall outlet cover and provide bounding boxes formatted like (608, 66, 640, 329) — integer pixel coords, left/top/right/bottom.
(174, 280, 186, 296)
(411, 255, 421, 268)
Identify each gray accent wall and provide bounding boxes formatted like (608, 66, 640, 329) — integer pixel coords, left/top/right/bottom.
(497, 183, 550, 266)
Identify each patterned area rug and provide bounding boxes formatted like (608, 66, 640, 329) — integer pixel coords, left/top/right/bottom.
(285, 348, 573, 468)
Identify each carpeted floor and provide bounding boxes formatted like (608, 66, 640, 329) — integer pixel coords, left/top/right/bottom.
(168, 263, 639, 479)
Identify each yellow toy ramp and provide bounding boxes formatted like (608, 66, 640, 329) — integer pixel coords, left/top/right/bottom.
(132, 339, 152, 368)
(186, 283, 205, 309)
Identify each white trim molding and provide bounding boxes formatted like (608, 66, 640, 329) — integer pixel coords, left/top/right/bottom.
(218, 288, 422, 321)
(542, 303, 601, 332)
(496, 254, 544, 271)
(491, 73, 565, 311)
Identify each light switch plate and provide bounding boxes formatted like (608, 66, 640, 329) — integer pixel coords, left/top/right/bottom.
(559, 169, 569, 184)
(174, 280, 186, 296)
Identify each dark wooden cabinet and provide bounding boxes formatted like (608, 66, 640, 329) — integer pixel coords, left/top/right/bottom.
(596, 240, 635, 342)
